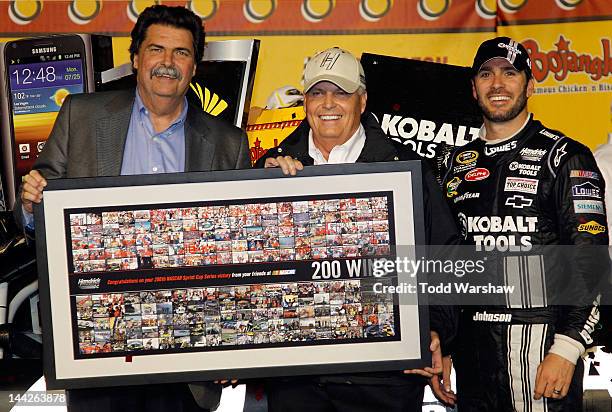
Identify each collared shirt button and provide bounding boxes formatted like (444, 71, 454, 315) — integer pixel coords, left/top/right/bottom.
(393, 156, 399, 161)
(277, 148, 283, 153)
(152, 167, 158, 172)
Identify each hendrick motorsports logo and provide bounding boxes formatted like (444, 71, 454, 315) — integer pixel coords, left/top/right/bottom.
(78, 278, 101, 290)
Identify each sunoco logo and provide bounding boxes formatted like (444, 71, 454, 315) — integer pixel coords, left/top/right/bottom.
(78, 278, 101, 290)
(473, 311, 512, 322)
(577, 221, 606, 235)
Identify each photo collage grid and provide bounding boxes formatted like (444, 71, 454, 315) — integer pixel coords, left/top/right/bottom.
(68, 196, 392, 273)
(76, 279, 397, 356)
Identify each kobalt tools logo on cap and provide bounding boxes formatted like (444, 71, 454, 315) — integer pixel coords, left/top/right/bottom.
(577, 221, 606, 235)
(78, 278, 101, 290)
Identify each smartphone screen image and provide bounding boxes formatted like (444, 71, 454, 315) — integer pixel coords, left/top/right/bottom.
(7, 52, 85, 184)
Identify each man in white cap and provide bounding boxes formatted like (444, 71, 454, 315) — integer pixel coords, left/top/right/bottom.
(256, 47, 460, 411)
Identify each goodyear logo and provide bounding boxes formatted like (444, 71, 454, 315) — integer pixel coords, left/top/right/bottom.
(577, 221, 606, 235)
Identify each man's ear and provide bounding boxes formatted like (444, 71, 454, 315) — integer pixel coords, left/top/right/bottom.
(360, 91, 367, 114)
(133, 54, 139, 71)
(526, 77, 535, 98)
(471, 79, 477, 100)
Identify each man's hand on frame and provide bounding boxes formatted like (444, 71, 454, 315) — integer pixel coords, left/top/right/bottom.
(264, 156, 304, 176)
(21, 169, 47, 213)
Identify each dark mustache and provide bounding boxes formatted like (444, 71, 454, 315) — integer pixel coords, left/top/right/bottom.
(150, 65, 182, 80)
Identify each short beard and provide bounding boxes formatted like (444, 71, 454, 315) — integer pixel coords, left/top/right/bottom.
(478, 84, 528, 123)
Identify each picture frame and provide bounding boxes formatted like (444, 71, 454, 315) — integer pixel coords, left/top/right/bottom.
(35, 161, 429, 389)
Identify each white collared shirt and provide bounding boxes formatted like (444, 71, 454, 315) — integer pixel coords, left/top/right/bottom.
(308, 124, 366, 165)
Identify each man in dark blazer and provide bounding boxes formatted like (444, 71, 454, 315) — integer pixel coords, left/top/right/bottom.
(16, 5, 248, 412)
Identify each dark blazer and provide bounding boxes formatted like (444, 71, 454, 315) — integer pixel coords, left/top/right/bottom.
(16, 89, 250, 411)
(15, 89, 250, 228)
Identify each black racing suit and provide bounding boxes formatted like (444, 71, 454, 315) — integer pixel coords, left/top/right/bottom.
(442, 115, 609, 412)
(255, 112, 460, 412)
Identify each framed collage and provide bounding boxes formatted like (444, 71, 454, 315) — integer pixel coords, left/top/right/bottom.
(35, 161, 429, 389)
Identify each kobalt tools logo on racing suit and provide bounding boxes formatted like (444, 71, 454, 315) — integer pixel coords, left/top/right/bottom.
(78, 278, 101, 290)
(473, 311, 512, 322)
(577, 221, 606, 235)
(380, 114, 479, 159)
(504, 177, 539, 194)
(572, 182, 601, 198)
(508, 162, 541, 176)
(465, 168, 490, 181)
(457, 213, 537, 251)
(520, 148, 547, 162)
(484, 140, 517, 156)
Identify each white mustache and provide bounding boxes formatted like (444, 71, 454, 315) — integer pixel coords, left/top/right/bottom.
(150, 65, 182, 80)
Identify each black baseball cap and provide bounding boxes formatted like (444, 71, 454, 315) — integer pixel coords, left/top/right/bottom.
(472, 37, 532, 78)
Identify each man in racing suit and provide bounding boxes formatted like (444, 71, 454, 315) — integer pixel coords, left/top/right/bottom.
(442, 37, 609, 411)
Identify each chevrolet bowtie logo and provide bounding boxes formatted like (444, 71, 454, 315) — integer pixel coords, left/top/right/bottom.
(505, 195, 533, 209)
(190, 82, 228, 116)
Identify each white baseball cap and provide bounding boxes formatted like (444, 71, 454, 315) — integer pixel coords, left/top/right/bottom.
(303, 47, 366, 93)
